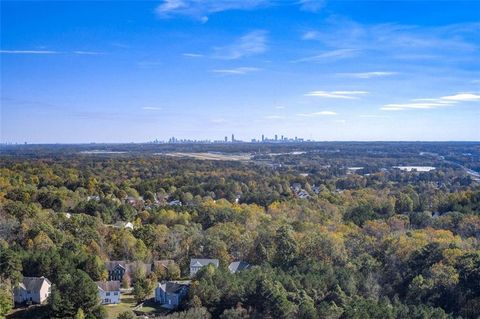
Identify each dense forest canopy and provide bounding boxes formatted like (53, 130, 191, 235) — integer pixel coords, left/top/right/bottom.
(0, 142, 479, 319)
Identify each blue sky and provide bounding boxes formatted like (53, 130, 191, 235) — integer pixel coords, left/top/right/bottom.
(1, 0, 479, 143)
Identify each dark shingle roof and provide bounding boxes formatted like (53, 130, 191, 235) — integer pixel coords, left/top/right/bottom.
(96, 281, 120, 292)
(105, 261, 127, 272)
(158, 281, 190, 294)
(105, 261, 152, 274)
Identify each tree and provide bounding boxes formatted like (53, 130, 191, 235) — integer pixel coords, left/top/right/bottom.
(0, 245, 22, 284)
(163, 307, 211, 319)
(220, 306, 249, 319)
(167, 262, 181, 280)
(117, 310, 135, 319)
(74, 308, 85, 319)
(133, 274, 154, 303)
(298, 291, 317, 319)
(274, 225, 298, 269)
(0, 281, 13, 319)
(49, 269, 103, 319)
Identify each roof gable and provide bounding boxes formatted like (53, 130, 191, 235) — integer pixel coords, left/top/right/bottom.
(190, 258, 219, 267)
(96, 281, 120, 292)
(21, 277, 51, 292)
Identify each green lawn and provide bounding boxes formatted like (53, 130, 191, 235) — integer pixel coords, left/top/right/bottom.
(105, 292, 168, 319)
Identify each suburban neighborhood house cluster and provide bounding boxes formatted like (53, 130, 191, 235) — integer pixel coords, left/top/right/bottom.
(12, 258, 250, 310)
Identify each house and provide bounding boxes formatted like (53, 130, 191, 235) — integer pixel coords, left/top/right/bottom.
(14, 276, 51, 305)
(228, 261, 250, 274)
(114, 221, 134, 230)
(168, 200, 182, 206)
(297, 190, 310, 199)
(96, 281, 121, 304)
(155, 281, 190, 309)
(190, 258, 219, 277)
(291, 183, 302, 193)
(106, 261, 152, 281)
(152, 260, 175, 272)
(106, 261, 127, 281)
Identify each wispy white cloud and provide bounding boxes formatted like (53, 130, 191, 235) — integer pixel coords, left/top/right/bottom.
(0, 50, 59, 54)
(302, 30, 319, 40)
(155, 0, 269, 21)
(383, 103, 445, 109)
(214, 30, 268, 59)
(212, 67, 260, 75)
(441, 93, 480, 102)
(337, 71, 397, 79)
(293, 49, 360, 62)
(297, 111, 337, 117)
(380, 107, 406, 111)
(299, 0, 325, 12)
(301, 19, 479, 61)
(142, 107, 163, 111)
(73, 51, 105, 55)
(183, 53, 204, 58)
(381, 92, 480, 111)
(305, 90, 368, 99)
(275, 106, 285, 109)
(1, 50, 107, 55)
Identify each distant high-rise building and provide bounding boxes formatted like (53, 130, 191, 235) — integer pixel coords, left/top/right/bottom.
(231, 134, 235, 142)
(275, 134, 278, 141)
(224, 136, 228, 142)
(261, 134, 264, 142)
(281, 135, 284, 141)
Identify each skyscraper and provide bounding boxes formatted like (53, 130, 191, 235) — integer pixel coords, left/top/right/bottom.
(231, 134, 235, 142)
(261, 134, 264, 142)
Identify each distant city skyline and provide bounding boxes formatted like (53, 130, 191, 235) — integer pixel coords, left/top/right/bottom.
(157, 133, 308, 144)
(1, 0, 479, 143)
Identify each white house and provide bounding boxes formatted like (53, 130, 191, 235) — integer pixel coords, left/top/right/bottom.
(228, 261, 250, 274)
(189, 258, 219, 277)
(96, 281, 121, 304)
(114, 221, 134, 230)
(168, 200, 182, 206)
(155, 281, 190, 309)
(14, 276, 51, 305)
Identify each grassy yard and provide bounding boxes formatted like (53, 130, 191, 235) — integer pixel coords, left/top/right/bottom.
(105, 292, 168, 319)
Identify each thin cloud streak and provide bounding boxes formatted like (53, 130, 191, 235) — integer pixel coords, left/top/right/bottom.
(183, 53, 204, 58)
(293, 49, 360, 63)
(214, 30, 268, 59)
(381, 92, 480, 111)
(0, 50, 59, 54)
(305, 90, 368, 99)
(73, 51, 105, 55)
(338, 71, 397, 79)
(155, 0, 269, 21)
(297, 111, 337, 117)
(212, 67, 260, 75)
